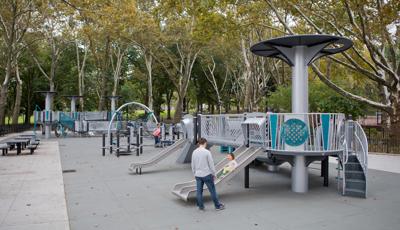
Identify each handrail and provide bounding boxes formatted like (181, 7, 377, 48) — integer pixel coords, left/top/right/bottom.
(352, 121, 368, 172)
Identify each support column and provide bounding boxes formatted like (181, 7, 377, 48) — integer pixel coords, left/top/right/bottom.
(71, 97, 76, 113)
(45, 93, 52, 139)
(292, 155, 308, 193)
(244, 165, 249, 188)
(291, 46, 309, 193)
(322, 157, 329, 187)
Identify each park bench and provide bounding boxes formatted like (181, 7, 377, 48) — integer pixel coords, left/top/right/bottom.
(0, 143, 8, 155)
(26, 141, 39, 154)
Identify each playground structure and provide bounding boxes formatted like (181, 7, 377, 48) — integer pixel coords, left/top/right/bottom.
(33, 93, 159, 139)
(128, 34, 368, 199)
(103, 101, 181, 157)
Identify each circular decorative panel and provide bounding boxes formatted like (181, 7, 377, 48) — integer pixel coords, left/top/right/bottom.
(282, 119, 309, 146)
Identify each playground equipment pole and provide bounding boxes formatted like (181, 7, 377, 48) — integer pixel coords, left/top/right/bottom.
(116, 132, 120, 157)
(139, 125, 143, 154)
(290, 46, 309, 193)
(102, 133, 106, 156)
(71, 98, 76, 113)
(44, 93, 53, 139)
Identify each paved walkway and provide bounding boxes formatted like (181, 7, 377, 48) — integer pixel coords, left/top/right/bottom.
(0, 134, 69, 230)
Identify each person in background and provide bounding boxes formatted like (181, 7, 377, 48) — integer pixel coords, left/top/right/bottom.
(191, 138, 225, 211)
(153, 123, 161, 146)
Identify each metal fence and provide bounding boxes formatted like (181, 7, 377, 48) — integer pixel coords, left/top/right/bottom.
(364, 126, 400, 154)
(0, 124, 32, 136)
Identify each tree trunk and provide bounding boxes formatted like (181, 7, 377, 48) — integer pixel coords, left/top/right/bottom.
(0, 84, 9, 125)
(182, 97, 186, 113)
(98, 73, 107, 111)
(173, 95, 183, 123)
(186, 98, 190, 113)
(241, 38, 253, 112)
(167, 102, 171, 120)
(166, 89, 172, 120)
(98, 37, 111, 111)
(12, 82, 22, 124)
(0, 57, 12, 125)
(144, 51, 153, 110)
(12, 63, 22, 124)
(76, 41, 87, 111)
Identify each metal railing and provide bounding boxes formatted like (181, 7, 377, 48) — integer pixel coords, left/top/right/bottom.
(351, 121, 368, 173)
(0, 124, 33, 136)
(265, 113, 346, 153)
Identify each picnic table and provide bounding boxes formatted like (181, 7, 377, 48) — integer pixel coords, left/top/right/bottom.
(5, 138, 31, 155)
(19, 134, 36, 138)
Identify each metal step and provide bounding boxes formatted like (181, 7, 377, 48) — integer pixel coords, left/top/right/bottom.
(344, 162, 363, 171)
(345, 170, 366, 180)
(345, 178, 366, 191)
(344, 188, 366, 198)
(346, 155, 359, 163)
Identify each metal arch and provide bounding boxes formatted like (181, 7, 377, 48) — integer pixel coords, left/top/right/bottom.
(107, 101, 158, 138)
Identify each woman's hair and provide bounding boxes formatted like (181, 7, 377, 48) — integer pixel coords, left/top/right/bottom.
(197, 138, 207, 145)
(228, 153, 235, 160)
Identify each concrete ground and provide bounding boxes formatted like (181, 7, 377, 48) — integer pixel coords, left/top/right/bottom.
(0, 133, 69, 230)
(57, 136, 400, 230)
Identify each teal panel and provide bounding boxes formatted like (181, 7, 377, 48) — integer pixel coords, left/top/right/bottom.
(270, 114, 278, 149)
(321, 114, 330, 150)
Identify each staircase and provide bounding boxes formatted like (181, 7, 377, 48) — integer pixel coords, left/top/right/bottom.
(337, 120, 368, 198)
(343, 154, 367, 198)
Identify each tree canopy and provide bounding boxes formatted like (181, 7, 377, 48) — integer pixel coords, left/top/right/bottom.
(0, 0, 398, 125)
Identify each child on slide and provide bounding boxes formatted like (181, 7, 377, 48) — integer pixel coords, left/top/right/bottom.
(217, 153, 238, 179)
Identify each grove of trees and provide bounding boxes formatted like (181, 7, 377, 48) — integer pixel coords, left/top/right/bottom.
(0, 0, 398, 126)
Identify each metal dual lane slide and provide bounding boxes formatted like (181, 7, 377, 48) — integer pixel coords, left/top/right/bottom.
(129, 139, 187, 173)
(172, 146, 264, 201)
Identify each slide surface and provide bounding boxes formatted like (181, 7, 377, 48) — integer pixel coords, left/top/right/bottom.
(172, 146, 264, 201)
(129, 139, 187, 172)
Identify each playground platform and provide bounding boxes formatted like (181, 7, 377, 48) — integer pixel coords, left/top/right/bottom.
(1, 134, 400, 230)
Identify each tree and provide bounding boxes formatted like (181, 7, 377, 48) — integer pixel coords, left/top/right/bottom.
(0, 0, 33, 124)
(265, 0, 400, 126)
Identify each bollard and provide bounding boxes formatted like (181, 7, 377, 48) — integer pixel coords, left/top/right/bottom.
(116, 132, 120, 157)
(127, 132, 131, 153)
(102, 133, 106, 156)
(109, 132, 113, 154)
(140, 125, 143, 154)
(169, 125, 173, 142)
(136, 130, 140, 156)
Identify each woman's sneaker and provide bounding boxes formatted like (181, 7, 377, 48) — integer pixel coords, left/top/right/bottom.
(215, 203, 225, 211)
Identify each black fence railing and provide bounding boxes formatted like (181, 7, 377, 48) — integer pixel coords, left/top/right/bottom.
(0, 124, 33, 136)
(364, 126, 400, 154)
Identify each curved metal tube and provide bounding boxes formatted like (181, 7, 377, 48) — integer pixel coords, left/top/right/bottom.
(107, 101, 158, 138)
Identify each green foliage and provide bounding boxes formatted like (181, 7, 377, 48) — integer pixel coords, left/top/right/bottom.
(267, 80, 368, 119)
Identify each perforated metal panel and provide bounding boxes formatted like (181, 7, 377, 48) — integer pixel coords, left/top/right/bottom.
(199, 114, 245, 146)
